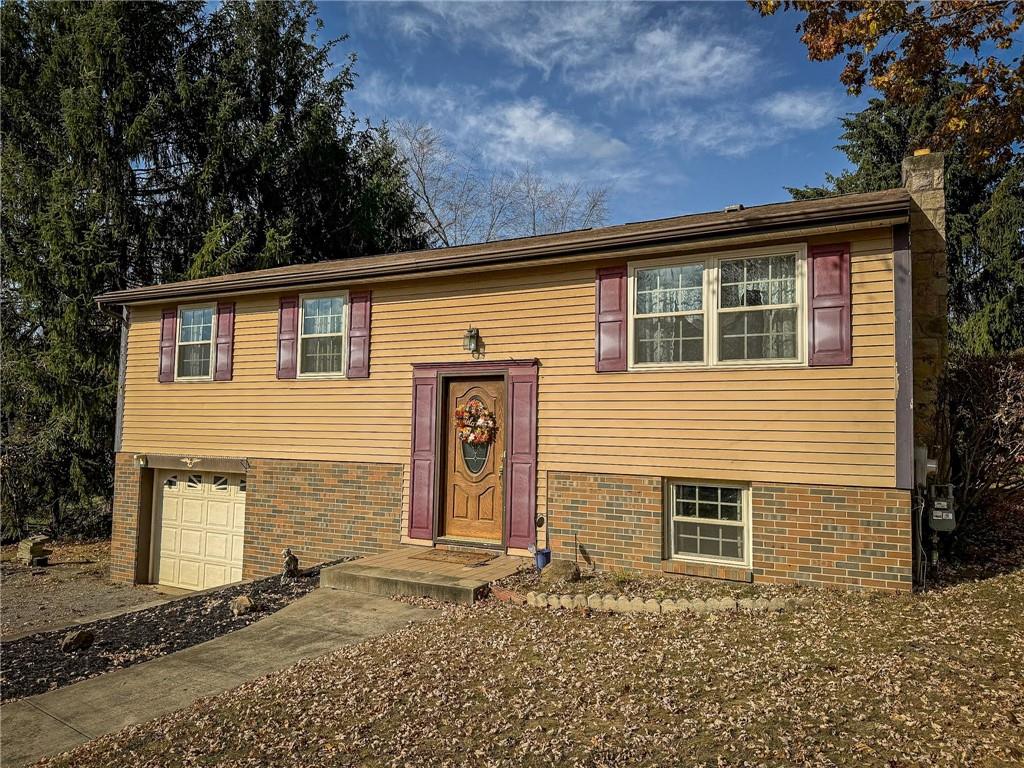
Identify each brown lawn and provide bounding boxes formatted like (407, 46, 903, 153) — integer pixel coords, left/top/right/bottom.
(36, 546, 1024, 768)
(1, 541, 167, 639)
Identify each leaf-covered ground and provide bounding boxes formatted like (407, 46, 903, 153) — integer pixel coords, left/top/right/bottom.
(37, 546, 1024, 768)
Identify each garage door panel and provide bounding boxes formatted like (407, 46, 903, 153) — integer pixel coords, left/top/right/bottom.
(158, 557, 178, 585)
(159, 527, 180, 555)
(206, 500, 231, 529)
(161, 497, 181, 524)
(181, 498, 205, 525)
(204, 563, 228, 587)
(177, 559, 203, 590)
(206, 531, 229, 560)
(153, 469, 246, 591)
(179, 528, 204, 557)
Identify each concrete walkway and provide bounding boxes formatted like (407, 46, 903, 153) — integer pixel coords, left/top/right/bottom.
(0, 589, 435, 767)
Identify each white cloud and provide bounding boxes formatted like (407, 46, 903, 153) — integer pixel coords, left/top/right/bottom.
(349, 75, 631, 181)
(755, 90, 839, 129)
(378, 3, 758, 105)
(468, 99, 628, 166)
(647, 89, 842, 157)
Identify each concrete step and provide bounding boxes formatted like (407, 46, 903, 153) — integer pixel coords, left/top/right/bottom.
(320, 562, 492, 604)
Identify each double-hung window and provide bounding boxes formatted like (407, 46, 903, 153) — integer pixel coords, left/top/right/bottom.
(298, 292, 347, 376)
(176, 304, 215, 380)
(629, 247, 804, 368)
(668, 481, 749, 565)
(718, 254, 799, 362)
(633, 263, 705, 365)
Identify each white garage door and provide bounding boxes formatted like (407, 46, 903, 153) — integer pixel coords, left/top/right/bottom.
(152, 469, 246, 590)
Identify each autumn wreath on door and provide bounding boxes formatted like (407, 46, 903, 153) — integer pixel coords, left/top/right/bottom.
(454, 399, 498, 445)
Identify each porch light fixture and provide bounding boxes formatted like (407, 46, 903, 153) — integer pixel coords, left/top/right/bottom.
(135, 454, 148, 469)
(462, 326, 481, 355)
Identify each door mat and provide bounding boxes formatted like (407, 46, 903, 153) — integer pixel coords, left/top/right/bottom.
(408, 549, 496, 566)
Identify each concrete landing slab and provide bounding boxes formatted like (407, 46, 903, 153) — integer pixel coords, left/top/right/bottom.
(321, 547, 525, 603)
(0, 589, 435, 768)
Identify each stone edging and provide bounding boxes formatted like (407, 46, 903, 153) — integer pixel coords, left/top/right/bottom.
(525, 591, 811, 614)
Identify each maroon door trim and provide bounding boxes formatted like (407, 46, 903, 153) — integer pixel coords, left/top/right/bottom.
(408, 370, 437, 540)
(407, 359, 539, 551)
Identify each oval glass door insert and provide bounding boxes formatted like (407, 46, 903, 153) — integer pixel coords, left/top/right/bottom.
(461, 440, 490, 474)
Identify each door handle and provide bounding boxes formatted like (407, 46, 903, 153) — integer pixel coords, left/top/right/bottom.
(499, 450, 506, 480)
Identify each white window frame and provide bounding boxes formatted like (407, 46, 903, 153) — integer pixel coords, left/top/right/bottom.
(174, 302, 216, 381)
(666, 480, 752, 568)
(297, 290, 348, 379)
(628, 243, 807, 371)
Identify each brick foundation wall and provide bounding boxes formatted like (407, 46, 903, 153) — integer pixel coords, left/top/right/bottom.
(547, 472, 663, 572)
(111, 452, 142, 584)
(752, 485, 912, 590)
(243, 458, 404, 578)
(546, 470, 913, 592)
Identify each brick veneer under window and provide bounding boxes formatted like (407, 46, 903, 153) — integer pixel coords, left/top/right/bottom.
(546, 470, 913, 592)
(547, 471, 664, 572)
(111, 452, 143, 584)
(243, 458, 403, 578)
(751, 485, 912, 590)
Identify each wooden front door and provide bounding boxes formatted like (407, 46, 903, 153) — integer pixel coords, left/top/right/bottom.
(442, 377, 505, 543)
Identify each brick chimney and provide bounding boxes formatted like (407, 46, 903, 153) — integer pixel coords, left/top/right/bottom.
(901, 150, 948, 456)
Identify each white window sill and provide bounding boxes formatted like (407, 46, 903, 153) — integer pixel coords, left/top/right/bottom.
(669, 554, 751, 569)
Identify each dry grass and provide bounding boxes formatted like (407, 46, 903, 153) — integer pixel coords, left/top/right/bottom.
(0, 540, 162, 639)
(37, 542, 1024, 768)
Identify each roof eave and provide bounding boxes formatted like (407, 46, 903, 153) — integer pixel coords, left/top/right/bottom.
(97, 192, 910, 307)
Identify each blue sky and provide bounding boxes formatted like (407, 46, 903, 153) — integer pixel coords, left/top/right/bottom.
(318, 1, 865, 225)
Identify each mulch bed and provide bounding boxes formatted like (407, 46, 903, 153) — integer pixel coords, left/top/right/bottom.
(0, 568, 328, 703)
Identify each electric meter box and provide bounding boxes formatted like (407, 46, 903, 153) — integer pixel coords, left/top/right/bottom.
(928, 484, 956, 532)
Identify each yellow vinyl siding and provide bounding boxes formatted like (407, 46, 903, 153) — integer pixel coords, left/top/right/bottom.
(121, 229, 898, 543)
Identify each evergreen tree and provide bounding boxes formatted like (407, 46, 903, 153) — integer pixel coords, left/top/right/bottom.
(1, 1, 424, 540)
(787, 77, 1023, 355)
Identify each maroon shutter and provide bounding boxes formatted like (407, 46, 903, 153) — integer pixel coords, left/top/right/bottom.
(808, 243, 852, 366)
(408, 372, 437, 540)
(277, 295, 299, 379)
(213, 302, 235, 381)
(346, 290, 371, 379)
(505, 363, 538, 550)
(595, 266, 627, 372)
(158, 308, 176, 383)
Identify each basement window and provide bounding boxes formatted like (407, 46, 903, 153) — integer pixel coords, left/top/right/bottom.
(667, 481, 750, 566)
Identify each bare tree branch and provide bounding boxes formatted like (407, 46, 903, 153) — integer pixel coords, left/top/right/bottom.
(395, 121, 611, 247)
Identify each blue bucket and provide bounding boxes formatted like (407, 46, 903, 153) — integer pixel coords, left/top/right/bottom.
(534, 548, 551, 571)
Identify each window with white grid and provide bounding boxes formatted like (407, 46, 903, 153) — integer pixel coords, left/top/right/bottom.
(298, 293, 347, 376)
(629, 247, 804, 369)
(717, 254, 799, 362)
(668, 482, 748, 564)
(176, 305, 215, 379)
(632, 263, 705, 364)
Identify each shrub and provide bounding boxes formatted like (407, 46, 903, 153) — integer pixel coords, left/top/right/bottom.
(937, 352, 1024, 535)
